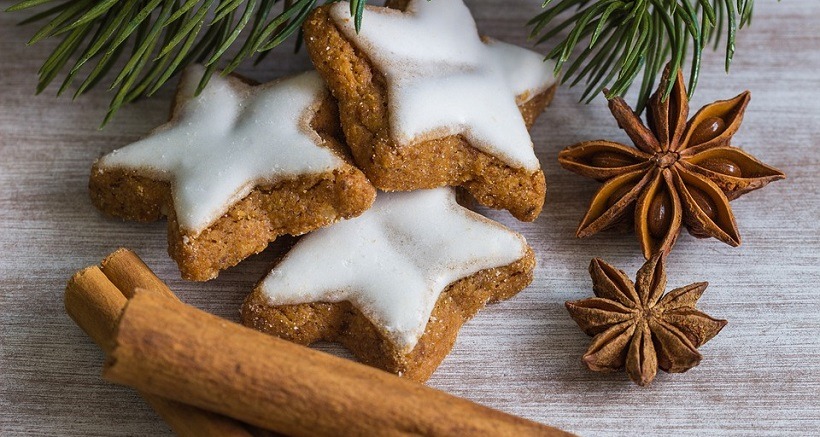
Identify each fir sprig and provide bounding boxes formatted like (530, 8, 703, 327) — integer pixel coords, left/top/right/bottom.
(7, 0, 758, 124)
(6, 0, 336, 125)
(529, 0, 756, 112)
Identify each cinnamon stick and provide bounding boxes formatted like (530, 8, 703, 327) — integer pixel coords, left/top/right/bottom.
(104, 290, 572, 437)
(65, 250, 253, 437)
(65, 266, 126, 353)
(99, 248, 177, 300)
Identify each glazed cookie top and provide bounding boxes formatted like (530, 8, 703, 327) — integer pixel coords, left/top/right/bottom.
(97, 65, 344, 235)
(329, 0, 557, 172)
(258, 188, 528, 353)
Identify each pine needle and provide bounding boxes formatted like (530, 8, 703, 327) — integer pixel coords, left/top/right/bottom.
(8, 0, 760, 124)
(7, 0, 363, 125)
(529, 0, 757, 112)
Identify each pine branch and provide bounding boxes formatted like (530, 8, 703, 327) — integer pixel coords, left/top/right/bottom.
(528, 0, 757, 112)
(6, 0, 347, 126)
(7, 0, 760, 125)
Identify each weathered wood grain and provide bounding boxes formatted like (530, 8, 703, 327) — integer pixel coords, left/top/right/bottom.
(1, 1, 818, 435)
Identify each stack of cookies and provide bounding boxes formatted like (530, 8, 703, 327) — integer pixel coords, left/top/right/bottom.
(90, 0, 557, 381)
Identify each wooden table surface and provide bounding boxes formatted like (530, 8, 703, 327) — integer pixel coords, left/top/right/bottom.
(1, 1, 818, 435)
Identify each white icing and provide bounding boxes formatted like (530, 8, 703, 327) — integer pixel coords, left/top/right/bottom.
(258, 188, 527, 353)
(329, 0, 557, 172)
(98, 66, 344, 235)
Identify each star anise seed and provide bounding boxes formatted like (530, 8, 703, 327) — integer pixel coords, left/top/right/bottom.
(566, 256, 728, 386)
(558, 65, 785, 259)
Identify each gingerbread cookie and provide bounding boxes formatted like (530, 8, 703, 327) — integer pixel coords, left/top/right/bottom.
(90, 66, 376, 281)
(241, 188, 535, 382)
(303, 0, 558, 221)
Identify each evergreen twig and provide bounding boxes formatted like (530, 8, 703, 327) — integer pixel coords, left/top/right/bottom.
(6, 0, 331, 126)
(7, 0, 760, 124)
(528, 0, 757, 112)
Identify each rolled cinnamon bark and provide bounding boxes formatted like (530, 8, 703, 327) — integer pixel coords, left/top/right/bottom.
(104, 290, 572, 437)
(65, 250, 253, 437)
(99, 248, 177, 300)
(65, 266, 126, 352)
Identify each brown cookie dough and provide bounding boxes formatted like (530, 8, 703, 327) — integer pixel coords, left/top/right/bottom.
(241, 246, 535, 383)
(239, 187, 536, 381)
(303, 3, 556, 221)
(90, 72, 376, 281)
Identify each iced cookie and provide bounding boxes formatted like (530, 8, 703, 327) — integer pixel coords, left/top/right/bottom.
(303, 0, 558, 221)
(90, 66, 376, 281)
(241, 188, 535, 382)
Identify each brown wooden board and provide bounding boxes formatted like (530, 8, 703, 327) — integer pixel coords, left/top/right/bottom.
(1, 0, 818, 434)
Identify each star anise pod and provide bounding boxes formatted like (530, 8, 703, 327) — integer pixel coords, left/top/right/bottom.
(558, 65, 785, 259)
(566, 256, 727, 386)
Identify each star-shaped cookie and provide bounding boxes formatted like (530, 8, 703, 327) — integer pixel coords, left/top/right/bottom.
(241, 188, 535, 381)
(304, 0, 558, 221)
(90, 66, 375, 281)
